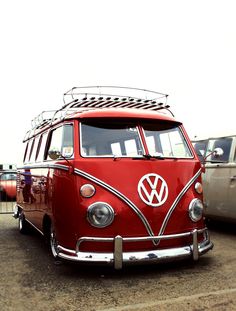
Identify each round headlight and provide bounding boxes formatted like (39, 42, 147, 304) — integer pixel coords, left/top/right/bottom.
(189, 198, 203, 222)
(80, 184, 96, 198)
(87, 202, 114, 228)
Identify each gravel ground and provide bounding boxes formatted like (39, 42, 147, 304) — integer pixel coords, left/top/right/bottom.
(0, 214, 235, 311)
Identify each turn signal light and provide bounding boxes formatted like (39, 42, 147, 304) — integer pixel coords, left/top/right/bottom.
(80, 184, 96, 198)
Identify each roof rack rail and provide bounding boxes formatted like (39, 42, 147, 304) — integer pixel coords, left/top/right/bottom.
(63, 86, 168, 105)
(25, 86, 172, 140)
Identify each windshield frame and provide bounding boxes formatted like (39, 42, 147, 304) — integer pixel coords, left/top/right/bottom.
(79, 120, 194, 159)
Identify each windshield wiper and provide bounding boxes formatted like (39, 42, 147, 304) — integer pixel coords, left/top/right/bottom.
(132, 154, 164, 160)
(144, 154, 164, 160)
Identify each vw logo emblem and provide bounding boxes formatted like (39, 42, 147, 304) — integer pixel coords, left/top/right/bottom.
(138, 173, 168, 207)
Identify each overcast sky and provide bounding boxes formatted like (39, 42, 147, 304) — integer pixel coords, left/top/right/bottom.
(0, 0, 235, 165)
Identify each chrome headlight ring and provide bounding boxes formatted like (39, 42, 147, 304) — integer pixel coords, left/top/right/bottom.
(87, 202, 115, 228)
(189, 198, 203, 222)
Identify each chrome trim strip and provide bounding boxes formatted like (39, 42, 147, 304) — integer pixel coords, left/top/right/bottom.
(74, 168, 156, 239)
(57, 245, 76, 255)
(75, 236, 114, 252)
(25, 218, 44, 235)
(76, 229, 206, 250)
(179, 126, 194, 158)
(158, 168, 202, 237)
(17, 163, 69, 171)
(49, 164, 70, 171)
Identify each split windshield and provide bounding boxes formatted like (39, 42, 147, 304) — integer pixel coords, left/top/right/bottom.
(80, 120, 192, 159)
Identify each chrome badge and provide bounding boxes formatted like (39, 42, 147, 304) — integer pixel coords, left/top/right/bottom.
(138, 173, 168, 207)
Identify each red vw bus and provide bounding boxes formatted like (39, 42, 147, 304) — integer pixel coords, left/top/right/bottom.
(14, 86, 213, 269)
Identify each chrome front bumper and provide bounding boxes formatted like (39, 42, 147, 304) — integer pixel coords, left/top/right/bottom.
(57, 228, 213, 269)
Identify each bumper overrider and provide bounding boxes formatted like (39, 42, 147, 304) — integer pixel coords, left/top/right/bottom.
(56, 228, 213, 269)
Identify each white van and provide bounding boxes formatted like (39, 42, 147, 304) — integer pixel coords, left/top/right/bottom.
(193, 135, 236, 223)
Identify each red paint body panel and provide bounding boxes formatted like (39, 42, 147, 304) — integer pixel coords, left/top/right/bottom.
(0, 180, 16, 198)
(52, 157, 204, 252)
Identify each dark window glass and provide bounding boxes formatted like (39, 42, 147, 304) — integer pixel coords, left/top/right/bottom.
(29, 136, 40, 163)
(25, 140, 34, 163)
(193, 140, 208, 162)
(23, 142, 28, 163)
(143, 123, 192, 158)
(81, 122, 143, 157)
(36, 132, 48, 162)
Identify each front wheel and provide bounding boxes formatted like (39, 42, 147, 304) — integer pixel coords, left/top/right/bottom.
(50, 225, 59, 259)
(19, 213, 30, 234)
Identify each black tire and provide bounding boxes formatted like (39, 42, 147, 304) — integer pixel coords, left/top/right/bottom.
(50, 224, 59, 259)
(19, 213, 30, 234)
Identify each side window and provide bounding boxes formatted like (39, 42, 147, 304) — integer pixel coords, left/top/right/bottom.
(23, 142, 29, 163)
(36, 132, 48, 162)
(208, 137, 232, 162)
(29, 136, 40, 163)
(25, 139, 34, 163)
(47, 127, 63, 160)
(193, 140, 208, 162)
(62, 124, 74, 157)
(47, 124, 73, 160)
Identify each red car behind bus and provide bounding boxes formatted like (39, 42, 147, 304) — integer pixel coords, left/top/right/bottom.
(0, 170, 17, 200)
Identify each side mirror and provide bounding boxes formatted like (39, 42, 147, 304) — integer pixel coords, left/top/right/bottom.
(213, 147, 224, 158)
(48, 149, 61, 160)
(204, 147, 224, 162)
(48, 148, 74, 174)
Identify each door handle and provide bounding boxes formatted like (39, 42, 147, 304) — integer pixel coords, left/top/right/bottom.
(230, 176, 236, 181)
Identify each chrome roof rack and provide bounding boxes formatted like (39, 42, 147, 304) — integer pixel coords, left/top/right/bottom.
(25, 86, 172, 140)
(63, 86, 168, 105)
(62, 86, 170, 116)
